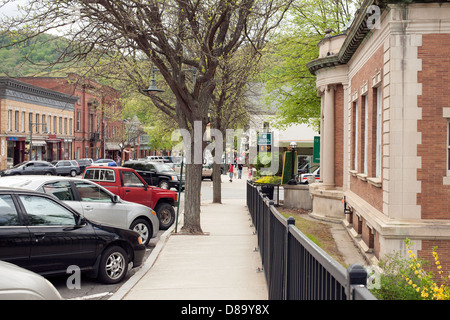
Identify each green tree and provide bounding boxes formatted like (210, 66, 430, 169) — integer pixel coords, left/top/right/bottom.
(262, 0, 361, 130)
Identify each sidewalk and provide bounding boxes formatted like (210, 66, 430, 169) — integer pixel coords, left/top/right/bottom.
(110, 172, 366, 300)
(111, 176, 268, 300)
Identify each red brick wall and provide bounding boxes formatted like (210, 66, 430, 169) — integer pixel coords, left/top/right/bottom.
(417, 34, 450, 220)
(349, 45, 384, 212)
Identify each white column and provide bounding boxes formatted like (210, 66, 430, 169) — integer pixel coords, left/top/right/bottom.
(322, 85, 335, 188)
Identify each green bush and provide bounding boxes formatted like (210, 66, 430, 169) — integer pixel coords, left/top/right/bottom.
(255, 176, 281, 185)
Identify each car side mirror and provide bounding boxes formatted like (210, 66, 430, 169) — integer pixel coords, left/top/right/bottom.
(112, 195, 121, 203)
(144, 183, 148, 191)
(76, 215, 87, 226)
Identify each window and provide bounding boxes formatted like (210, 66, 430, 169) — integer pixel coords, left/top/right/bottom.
(0, 195, 20, 226)
(59, 117, 62, 134)
(73, 181, 112, 202)
(29, 112, 33, 132)
(447, 121, 450, 174)
(353, 101, 359, 171)
(64, 117, 67, 135)
(53, 116, 57, 134)
(122, 171, 145, 187)
(41, 181, 75, 201)
(363, 95, 369, 174)
(21, 111, 25, 132)
(19, 194, 76, 226)
(15, 111, 19, 132)
(83, 169, 115, 182)
(8, 110, 11, 131)
(77, 110, 81, 131)
(375, 87, 382, 178)
(42, 114, 46, 133)
(35, 113, 39, 133)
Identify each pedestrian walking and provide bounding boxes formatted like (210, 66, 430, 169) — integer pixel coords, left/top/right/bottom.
(228, 164, 234, 182)
(238, 163, 243, 179)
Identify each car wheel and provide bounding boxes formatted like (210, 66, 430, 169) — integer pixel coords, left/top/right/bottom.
(70, 170, 77, 177)
(158, 180, 170, 189)
(155, 202, 175, 230)
(130, 218, 152, 246)
(98, 246, 129, 284)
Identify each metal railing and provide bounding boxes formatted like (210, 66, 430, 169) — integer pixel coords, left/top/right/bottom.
(247, 181, 377, 300)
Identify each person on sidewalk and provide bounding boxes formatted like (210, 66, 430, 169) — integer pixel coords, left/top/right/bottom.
(228, 164, 234, 182)
(237, 163, 243, 179)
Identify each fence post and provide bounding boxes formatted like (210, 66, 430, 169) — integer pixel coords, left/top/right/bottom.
(283, 216, 295, 300)
(346, 264, 368, 300)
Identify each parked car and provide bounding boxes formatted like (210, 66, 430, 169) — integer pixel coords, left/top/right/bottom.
(83, 166, 178, 229)
(76, 158, 94, 174)
(52, 160, 81, 177)
(93, 158, 117, 166)
(0, 175, 159, 246)
(0, 160, 56, 176)
(0, 260, 62, 300)
(298, 167, 320, 184)
(145, 156, 164, 163)
(123, 160, 185, 191)
(202, 164, 213, 180)
(0, 188, 145, 284)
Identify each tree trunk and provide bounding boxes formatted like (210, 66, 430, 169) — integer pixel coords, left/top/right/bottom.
(181, 162, 203, 234)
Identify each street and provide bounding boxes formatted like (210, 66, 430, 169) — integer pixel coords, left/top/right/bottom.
(49, 174, 263, 300)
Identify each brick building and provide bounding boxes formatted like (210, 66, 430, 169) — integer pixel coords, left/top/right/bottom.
(0, 77, 77, 169)
(306, 0, 450, 269)
(17, 74, 124, 161)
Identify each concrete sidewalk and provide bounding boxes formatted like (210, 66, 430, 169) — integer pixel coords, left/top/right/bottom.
(111, 189, 268, 300)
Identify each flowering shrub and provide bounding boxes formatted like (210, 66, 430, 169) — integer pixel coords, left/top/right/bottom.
(371, 239, 450, 300)
(402, 239, 450, 300)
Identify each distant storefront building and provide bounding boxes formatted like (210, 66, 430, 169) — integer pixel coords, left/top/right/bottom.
(0, 77, 77, 169)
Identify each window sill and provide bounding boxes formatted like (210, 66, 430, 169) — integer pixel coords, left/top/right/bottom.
(444, 176, 450, 186)
(356, 173, 367, 181)
(349, 170, 357, 177)
(367, 177, 382, 188)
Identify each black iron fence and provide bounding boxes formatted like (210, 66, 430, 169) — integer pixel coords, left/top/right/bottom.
(246, 181, 377, 300)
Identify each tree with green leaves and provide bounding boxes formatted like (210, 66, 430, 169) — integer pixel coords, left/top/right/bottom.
(1, 0, 293, 234)
(262, 0, 361, 131)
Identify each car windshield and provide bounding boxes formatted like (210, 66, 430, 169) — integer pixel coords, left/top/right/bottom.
(12, 162, 28, 168)
(154, 163, 175, 172)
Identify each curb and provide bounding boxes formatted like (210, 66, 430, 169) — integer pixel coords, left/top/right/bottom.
(109, 216, 180, 300)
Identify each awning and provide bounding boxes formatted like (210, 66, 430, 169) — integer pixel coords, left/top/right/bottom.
(31, 140, 46, 146)
(105, 142, 120, 150)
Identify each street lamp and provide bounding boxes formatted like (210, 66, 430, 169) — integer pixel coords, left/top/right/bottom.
(142, 67, 197, 93)
(287, 141, 297, 185)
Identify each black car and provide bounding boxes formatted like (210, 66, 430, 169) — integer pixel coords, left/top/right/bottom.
(0, 188, 145, 284)
(76, 158, 93, 174)
(123, 160, 185, 190)
(0, 160, 56, 176)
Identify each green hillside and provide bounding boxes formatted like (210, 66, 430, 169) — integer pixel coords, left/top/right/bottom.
(0, 32, 72, 76)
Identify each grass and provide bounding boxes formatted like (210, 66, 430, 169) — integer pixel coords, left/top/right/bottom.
(279, 208, 347, 266)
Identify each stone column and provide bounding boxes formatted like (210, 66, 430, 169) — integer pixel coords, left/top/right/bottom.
(322, 84, 335, 189)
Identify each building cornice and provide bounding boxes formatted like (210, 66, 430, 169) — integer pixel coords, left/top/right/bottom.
(0, 77, 78, 110)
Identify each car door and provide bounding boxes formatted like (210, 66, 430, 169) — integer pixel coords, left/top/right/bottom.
(120, 170, 154, 208)
(39, 180, 84, 214)
(17, 193, 98, 274)
(0, 194, 31, 268)
(71, 180, 129, 229)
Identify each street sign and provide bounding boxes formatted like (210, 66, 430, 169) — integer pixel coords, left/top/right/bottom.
(313, 136, 320, 163)
(257, 132, 272, 146)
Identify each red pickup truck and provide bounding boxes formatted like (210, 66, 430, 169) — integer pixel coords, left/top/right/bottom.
(83, 166, 178, 230)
